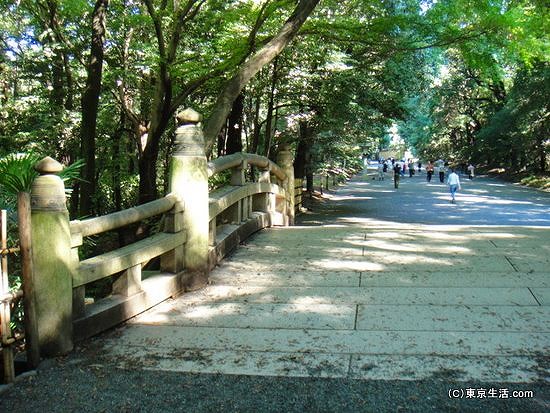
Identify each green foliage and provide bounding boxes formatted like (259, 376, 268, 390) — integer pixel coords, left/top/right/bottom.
(0, 153, 41, 196)
(1, 0, 547, 214)
(520, 175, 550, 191)
(0, 153, 84, 211)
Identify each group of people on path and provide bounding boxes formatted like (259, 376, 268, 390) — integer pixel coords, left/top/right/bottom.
(376, 158, 475, 203)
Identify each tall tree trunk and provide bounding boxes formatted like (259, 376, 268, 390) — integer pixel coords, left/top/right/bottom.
(249, 96, 262, 154)
(79, 0, 108, 217)
(203, 0, 320, 155)
(226, 93, 244, 155)
(294, 120, 310, 179)
(263, 59, 279, 157)
(295, 120, 314, 192)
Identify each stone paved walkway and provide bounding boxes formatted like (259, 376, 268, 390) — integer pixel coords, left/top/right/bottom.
(92, 169, 550, 383)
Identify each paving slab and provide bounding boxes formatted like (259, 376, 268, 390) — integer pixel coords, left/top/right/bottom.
(177, 285, 538, 306)
(349, 355, 542, 382)
(356, 304, 550, 332)
(209, 269, 361, 287)
(100, 346, 351, 378)
(212, 268, 548, 288)
(505, 256, 550, 273)
(130, 302, 356, 330)
(93, 344, 545, 382)
(100, 325, 549, 357)
(358, 271, 549, 287)
(530, 288, 550, 306)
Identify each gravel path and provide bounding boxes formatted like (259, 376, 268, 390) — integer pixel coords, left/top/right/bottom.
(1, 353, 548, 412)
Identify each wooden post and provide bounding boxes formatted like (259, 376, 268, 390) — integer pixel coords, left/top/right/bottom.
(17, 193, 40, 368)
(169, 109, 209, 290)
(276, 144, 295, 225)
(1, 209, 15, 382)
(30, 157, 74, 356)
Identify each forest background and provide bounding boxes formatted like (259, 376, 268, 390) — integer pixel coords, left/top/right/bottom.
(0, 0, 548, 220)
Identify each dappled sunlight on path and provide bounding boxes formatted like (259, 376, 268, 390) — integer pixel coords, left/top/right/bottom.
(92, 169, 550, 382)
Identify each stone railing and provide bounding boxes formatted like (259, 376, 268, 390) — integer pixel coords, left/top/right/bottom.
(206, 150, 294, 267)
(27, 108, 294, 357)
(30, 157, 187, 352)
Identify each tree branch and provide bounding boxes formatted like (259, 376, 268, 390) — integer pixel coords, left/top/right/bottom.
(203, 0, 320, 155)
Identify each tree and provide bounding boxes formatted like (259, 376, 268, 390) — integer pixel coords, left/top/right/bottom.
(79, 0, 109, 216)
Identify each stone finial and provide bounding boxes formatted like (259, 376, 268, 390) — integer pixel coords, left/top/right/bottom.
(34, 156, 64, 175)
(176, 108, 203, 125)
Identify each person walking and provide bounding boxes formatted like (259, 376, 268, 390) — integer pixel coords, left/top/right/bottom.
(377, 161, 384, 180)
(467, 163, 475, 180)
(439, 163, 445, 183)
(393, 162, 401, 189)
(447, 168, 461, 203)
(426, 161, 434, 182)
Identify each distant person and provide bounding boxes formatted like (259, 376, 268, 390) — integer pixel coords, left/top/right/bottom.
(447, 168, 461, 203)
(408, 159, 414, 177)
(467, 163, 475, 180)
(393, 162, 401, 189)
(401, 160, 406, 176)
(377, 161, 384, 180)
(426, 161, 434, 182)
(439, 164, 445, 183)
(417, 161, 422, 173)
(383, 161, 388, 173)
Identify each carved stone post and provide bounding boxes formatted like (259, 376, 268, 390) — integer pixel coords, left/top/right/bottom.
(30, 157, 74, 356)
(276, 144, 295, 225)
(169, 109, 209, 290)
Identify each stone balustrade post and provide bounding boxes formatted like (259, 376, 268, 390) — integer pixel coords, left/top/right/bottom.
(276, 144, 295, 225)
(30, 157, 75, 356)
(169, 108, 209, 290)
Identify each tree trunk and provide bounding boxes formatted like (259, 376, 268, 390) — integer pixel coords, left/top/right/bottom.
(263, 59, 279, 157)
(249, 96, 262, 154)
(137, 69, 172, 204)
(79, 0, 108, 217)
(203, 0, 320, 155)
(226, 93, 245, 154)
(294, 120, 311, 179)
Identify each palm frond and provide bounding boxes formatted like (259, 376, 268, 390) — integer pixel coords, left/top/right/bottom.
(0, 153, 41, 194)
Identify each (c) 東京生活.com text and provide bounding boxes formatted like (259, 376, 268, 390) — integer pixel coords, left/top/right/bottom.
(448, 387, 534, 399)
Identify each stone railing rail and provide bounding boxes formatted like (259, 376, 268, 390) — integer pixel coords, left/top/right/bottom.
(206, 151, 293, 268)
(68, 192, 186, 341)
(27, 108, 295, 358)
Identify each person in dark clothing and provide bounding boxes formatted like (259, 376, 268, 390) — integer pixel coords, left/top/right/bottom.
(393, 163, 401, 189)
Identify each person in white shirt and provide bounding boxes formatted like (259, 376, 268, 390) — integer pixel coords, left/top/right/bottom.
(467, 163, 475, 179)
(447, 168, 461, 203)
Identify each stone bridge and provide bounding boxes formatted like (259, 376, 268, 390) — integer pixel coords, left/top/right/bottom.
(91, 164, 550, 383)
